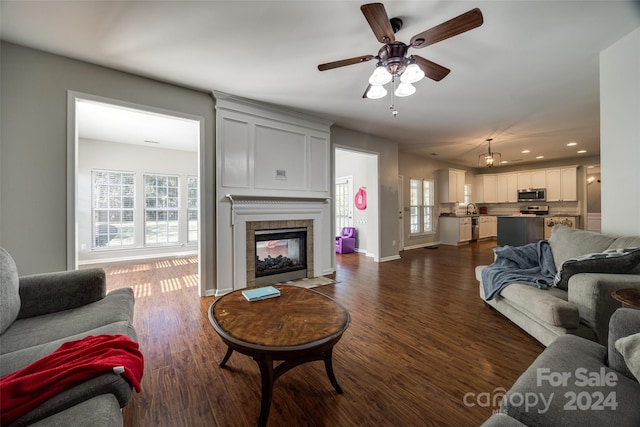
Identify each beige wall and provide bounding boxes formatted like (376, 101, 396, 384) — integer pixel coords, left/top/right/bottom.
(0, 43, 216, 294)
(600, 27, 640, 235)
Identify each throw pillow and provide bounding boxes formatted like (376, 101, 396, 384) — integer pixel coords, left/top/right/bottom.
(0, 247, 21, 334)
(615, 332, 640, 382)
(553, 247, 640, 291)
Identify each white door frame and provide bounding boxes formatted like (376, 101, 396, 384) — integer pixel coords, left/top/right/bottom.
(66, 91, 208, 296)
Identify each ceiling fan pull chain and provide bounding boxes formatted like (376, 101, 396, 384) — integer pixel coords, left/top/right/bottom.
(390, 77, 398, 117)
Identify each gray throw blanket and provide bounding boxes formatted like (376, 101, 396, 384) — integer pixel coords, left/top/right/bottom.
(481, 240, 557, 301)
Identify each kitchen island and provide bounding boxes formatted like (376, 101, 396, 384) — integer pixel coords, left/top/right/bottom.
(497, 215, 545, 247)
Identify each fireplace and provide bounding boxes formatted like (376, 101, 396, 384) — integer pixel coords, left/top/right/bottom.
(254, 227, 307, 285)
(245, 219, 314, 288)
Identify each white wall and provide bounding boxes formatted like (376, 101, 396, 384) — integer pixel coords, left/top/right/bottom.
(77, 139, 198, 263)
(600, 27, 640, 235)
(0, 43, 216, 296)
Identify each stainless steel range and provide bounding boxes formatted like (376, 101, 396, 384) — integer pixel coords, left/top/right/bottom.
(519, 205, 549, 215)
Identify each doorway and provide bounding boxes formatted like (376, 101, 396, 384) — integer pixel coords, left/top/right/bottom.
(585, 164, 601, 232)
(67, 92, 205, 295)
(334, 147, 380, 261)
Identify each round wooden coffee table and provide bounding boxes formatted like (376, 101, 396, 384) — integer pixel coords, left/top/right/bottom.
(612, 288, 640, 310)
(208, 285, 350, 427)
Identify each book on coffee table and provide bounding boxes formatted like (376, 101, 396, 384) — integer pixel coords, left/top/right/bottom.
(242, 286, 281, 302)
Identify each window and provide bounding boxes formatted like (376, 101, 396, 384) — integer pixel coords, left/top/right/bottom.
(410, 178, 434, 235)
(335, 177, 353, 235)
(187, 176, 198, 243)
(144, 174, 180, 244)
(92, 170, 135, 248)
(460, 184, 472, 206)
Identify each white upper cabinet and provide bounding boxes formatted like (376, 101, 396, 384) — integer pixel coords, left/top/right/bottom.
(497, 173, 518, 203)
(531, 170, 547, 189)
(437, 169, 466, 203)
(546, 167, 577, 201)
(476, 174, 497, 203)
(517, 172, 531, 190)
(478, 166, 576, 204)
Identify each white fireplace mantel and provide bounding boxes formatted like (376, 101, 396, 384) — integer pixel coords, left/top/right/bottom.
(215, 197, 333, 295)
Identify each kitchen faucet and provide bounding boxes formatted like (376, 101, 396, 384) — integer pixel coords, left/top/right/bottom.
(466, 203, 478, 215)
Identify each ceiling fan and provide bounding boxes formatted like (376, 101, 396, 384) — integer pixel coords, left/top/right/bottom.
(318, 3, 484, 110)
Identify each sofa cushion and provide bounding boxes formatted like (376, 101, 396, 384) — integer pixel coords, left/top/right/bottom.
(553, 247, 640, 291)
(548, 226, 617, 270)
(608, 308, 640, 380)
(499, 284, 579, 328)
(608, 236, 640, 274)
(501, 334, 640, 427)
(0, 320, 137, 377)
(0, 288, 134, 355)
(0, 247, 21, 335)
(615, 333, 640, 382)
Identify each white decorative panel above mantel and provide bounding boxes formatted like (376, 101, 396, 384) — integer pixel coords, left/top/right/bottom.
(215, 91, 332, 199)
(214, 92, 335, 295)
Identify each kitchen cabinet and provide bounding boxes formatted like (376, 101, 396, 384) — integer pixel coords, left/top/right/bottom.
(543, 216, 578, 239)
(517, 171, 546, 190)
(546, 167, 577, 201)
(496, 173, 518, 203)
(476, 174, 497, 203)
(531, 170, 547, 188)
(437, 169, 466, 203)
(517, 172, 531, 190)
(478, 216, 497, 239)
(439, 216, 472, 245)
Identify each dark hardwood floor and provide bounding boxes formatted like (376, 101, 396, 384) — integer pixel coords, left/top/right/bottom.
(93, 240, 544, 426)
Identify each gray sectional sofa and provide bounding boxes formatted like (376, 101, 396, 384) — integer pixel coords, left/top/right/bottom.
(476, 225, 640, 346)
(0, 247, 138, 426)
(482, 308, 640, 426)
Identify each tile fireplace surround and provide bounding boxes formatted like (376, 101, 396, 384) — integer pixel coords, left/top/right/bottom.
(216, 197, 331, 295)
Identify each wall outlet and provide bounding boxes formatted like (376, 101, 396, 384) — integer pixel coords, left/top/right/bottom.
(80, 243, 87, 251)
(392, 240, 396, 246)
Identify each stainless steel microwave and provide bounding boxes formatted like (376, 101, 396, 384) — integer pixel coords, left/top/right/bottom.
(517, 188, 546, 202)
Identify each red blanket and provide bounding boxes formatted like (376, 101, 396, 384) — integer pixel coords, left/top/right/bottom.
(0, 334, 143, 425)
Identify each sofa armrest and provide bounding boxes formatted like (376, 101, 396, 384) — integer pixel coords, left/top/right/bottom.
(17, 269, 107, 319)
(567, 273, 640, 345)
(8, 373, 132, 427)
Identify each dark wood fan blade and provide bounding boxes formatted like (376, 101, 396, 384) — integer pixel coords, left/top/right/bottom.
(318, 55, 375, 71)
(410, 8, 483, 48)
(362, 84, 371, 98)
(361, 3, 395, 44)
(413, 55, 450, 81)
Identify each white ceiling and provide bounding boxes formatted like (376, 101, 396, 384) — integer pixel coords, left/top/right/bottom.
(2, 1, 639, 167)
(77, 100, 200, 152)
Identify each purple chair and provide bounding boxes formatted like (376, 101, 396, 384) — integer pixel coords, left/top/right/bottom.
(336, 227, 356, 254)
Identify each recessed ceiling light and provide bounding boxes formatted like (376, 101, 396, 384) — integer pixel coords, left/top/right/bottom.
(144, 140, 161, 144)
(567, 142, 578, 146)
(536, 156, 544, 159)
(577, 150, 587, 154)
(522, 150, 530, 154)
(501, 160, 508, 164)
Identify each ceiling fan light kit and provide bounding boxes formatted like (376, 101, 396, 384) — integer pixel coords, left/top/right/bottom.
(368, 64, 393, 85)
(394, 82, 416, 97)
(318, 3, 484, 116)
(366, 84, 388, 99)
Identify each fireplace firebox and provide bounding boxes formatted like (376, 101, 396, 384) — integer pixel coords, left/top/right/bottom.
(254, 227, 307, 285)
